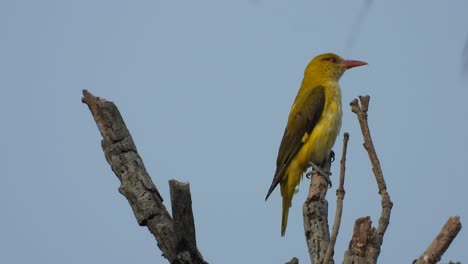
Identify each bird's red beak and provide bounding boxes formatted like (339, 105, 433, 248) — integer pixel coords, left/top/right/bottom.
(342, 60, 367, 69)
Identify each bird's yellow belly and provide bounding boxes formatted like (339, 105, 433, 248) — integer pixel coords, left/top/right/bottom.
(294, 102, 342, 170)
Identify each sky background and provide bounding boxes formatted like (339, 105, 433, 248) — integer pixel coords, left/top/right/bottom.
(2, 1, 468, 263)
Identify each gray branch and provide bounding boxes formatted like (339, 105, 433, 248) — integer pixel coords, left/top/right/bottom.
(170, 180, 205, 264)
(82, 90, 207, 264)
(413, 216, 462, 264)
(303, 157, 333, 264)
(343, 96, 393, 264)
(82, 89, 461, 264)
(322, 133, 349, 264)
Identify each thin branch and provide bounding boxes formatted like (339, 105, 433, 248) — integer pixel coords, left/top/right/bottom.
(343, 96, 393, 264)
(303, 156, 333, 263)
(351, 96, 392, 242)
(82, 90, 206, 264)
(322, 133, 349, 264)
(413, 216, 462, 264)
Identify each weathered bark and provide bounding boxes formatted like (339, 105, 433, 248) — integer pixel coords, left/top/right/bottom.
(303, 157, 333, 264)
(170, 180, 205, 263)
(413, 216, 462, 264)
(343, 217, 373, 263)
(82, 90, 206, 264)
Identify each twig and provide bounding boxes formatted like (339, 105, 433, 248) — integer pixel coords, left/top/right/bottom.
(413, 216, 462, 264)
(322, 133, 349, 264)
(303, 155, 332, 263)
(82, 90, 206, 264)
(343, 96, 393, 264)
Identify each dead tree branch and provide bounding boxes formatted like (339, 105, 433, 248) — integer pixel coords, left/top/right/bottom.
(303, 156, 332, 264)
(83, 90, 462, 264)
(170, 180, 206, 263)
(343, 96, 393, 264)
(302, 132, 349, 264)
(413, 216, 462, 264)
(82, 90, 207, 264)
(322, 133, 349, 264)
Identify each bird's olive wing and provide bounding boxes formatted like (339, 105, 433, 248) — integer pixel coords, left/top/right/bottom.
(265, 86, 325, 200)
(276, 85, 325, 167)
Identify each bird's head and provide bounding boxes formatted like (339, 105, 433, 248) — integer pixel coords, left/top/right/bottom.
(305, 53, 367, 81)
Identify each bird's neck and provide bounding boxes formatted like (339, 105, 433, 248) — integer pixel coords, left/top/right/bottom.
(324, 81, 341, 98)
(324, 81, 342, 109)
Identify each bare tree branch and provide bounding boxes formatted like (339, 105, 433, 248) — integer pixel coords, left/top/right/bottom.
(83, 89, 462, 264)
(343, 216, 376, 264)
(82, 90, 206, 264)
(343, 96, 393, 264)
(303, 156, 333, 263)
(322, 133, 349, 264)
(170, 180, 206, 264)
(413, 216, 462, 264)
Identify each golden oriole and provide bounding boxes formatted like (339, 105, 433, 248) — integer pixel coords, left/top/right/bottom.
(265, 53, 367, 236)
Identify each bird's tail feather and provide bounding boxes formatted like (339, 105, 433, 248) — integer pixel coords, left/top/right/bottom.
(266, 166, 286, 201)
(281, 185, 292, 236)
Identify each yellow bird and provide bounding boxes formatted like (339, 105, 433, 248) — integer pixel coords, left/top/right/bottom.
(265, 53, 367, 236)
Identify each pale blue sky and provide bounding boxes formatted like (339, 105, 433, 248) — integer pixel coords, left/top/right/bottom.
(2, 1, 468, 263)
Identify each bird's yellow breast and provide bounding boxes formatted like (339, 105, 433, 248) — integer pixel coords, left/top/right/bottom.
(294, 82, 342, 169)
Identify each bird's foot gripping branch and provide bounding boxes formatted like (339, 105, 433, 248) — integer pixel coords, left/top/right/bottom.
(265, 53, 367, 238)
(306, 161, 332, 188)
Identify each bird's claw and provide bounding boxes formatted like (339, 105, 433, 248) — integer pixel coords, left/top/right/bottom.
(330, 150, 335, 163)
(306, 161, 332, 188)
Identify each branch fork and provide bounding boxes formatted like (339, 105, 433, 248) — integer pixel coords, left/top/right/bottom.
(82, 90, 207, 264)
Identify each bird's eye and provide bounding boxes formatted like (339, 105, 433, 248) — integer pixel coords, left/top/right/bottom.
(328, 57, 337, 63)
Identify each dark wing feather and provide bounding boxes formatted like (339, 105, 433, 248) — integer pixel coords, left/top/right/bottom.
(265, 85, 325, 200)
